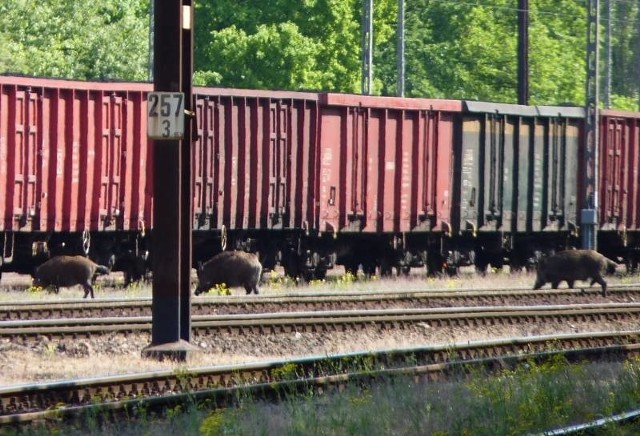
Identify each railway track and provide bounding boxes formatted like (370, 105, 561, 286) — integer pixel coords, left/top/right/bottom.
(3, 303, 640, 341)
(4, 287, 640, 430)
(3, 284, 640, 320)
(2, 331, 640, 427)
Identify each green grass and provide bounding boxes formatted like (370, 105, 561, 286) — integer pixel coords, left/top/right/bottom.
(12, 356, 640, 435)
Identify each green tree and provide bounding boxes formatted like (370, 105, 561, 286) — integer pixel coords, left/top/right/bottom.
(194, 0, 395, 93)
(399, 0, 586, 104)
(401, 1, 517, 101)
(1, 0, 638, 110)
(0, 0, 149, 81)
(528, 0, 586, 105)
(610, 1, 640, 107)
(195, 23, 323, 90)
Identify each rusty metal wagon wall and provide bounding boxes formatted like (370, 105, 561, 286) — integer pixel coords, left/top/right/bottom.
(0, 76, 152, 272)
(598, 109, 640, 269)
(2, 74, 640, 279)
(316, 93, 461, 275)
(457, 102, 584, 271)
(190, 87, 321, 271)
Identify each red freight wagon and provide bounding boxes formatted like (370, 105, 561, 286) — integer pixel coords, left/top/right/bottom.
(0, 76, 325, 280)
(598, 109, 640, 269)
(0, 75, 152, 275)
(191, 87, 322, 275)
(6, 74, 640, 282)
(317, 93, 462, 276)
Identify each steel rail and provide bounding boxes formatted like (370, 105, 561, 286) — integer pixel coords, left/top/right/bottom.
(540, 409, 640, 435)
(3, 285, 640, 320)
(3, 303, 640, 340)
(2, 330, 640, 426)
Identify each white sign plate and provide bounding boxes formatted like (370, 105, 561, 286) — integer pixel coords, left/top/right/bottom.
(147, 92, 185, 140)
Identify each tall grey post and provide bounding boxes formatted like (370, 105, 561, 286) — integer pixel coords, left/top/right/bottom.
(582, 0, 599, 251)
(362, 0, 373, 95)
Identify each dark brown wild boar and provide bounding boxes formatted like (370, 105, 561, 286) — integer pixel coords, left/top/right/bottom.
(33, 255, 110, 299)
(194, 251, 262, 295)
(533, 249, 618, 297)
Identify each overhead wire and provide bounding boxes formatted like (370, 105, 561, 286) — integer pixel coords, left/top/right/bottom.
(420, 0, 640, 26)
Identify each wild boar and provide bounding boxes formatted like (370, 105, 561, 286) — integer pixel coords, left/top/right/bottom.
(194, 251, 262, 295)
(114, 249, 151, 286)
(533, 249, 618, 297)
(33, 255, 110, 299)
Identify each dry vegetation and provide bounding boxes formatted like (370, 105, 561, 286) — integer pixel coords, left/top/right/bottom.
(0, 267, 635, 387)
(0, 266, 541, 302)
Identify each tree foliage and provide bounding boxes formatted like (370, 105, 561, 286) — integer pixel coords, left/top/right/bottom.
(399, 0, 588, 105)
(193, 0, 397, 93)
(609, 0, 640, 107)
(0, 0, 150, 81)
(1, 0, 639, 109)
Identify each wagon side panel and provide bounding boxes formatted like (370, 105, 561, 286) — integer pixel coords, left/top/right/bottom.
(319, 94, 460, 236)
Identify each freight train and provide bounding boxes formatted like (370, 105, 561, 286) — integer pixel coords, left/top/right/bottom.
(0, 74, 639, 282)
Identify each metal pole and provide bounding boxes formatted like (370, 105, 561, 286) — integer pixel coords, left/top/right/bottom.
(582, 0, 600, 251)
(517, 0, 529, 105)
(362, 0, 373, 95)
(148, 1, 154, 81)
(143, 0, 198, 361)
(180, 0, 194, 343)
(604, 0, 611, 109)
(397, 0, 405, 97)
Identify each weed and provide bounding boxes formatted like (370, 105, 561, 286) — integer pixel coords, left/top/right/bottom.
(271, 362, 300, 381)
(335, 272, 357, 287)
(41, 343, 57, 357)
(307, 278, 324, 287)
(204, 283, 230, 296)
(263, 271, 298, 290)
(173, 367, 195, 394)
(125, 280, 143, 292)
(33, 359, 640, 435)
(26, 285, 44, 294)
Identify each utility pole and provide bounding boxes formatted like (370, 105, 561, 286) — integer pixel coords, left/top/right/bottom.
(180, 0, 195, 345)
(148, 1, 154, 81)
(397, 0, 405, 97)
(604, 0, 611, 109)
(362, 0, 373, 95)
(517, 0, 529, 105)
(582, 0, 600, 250)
